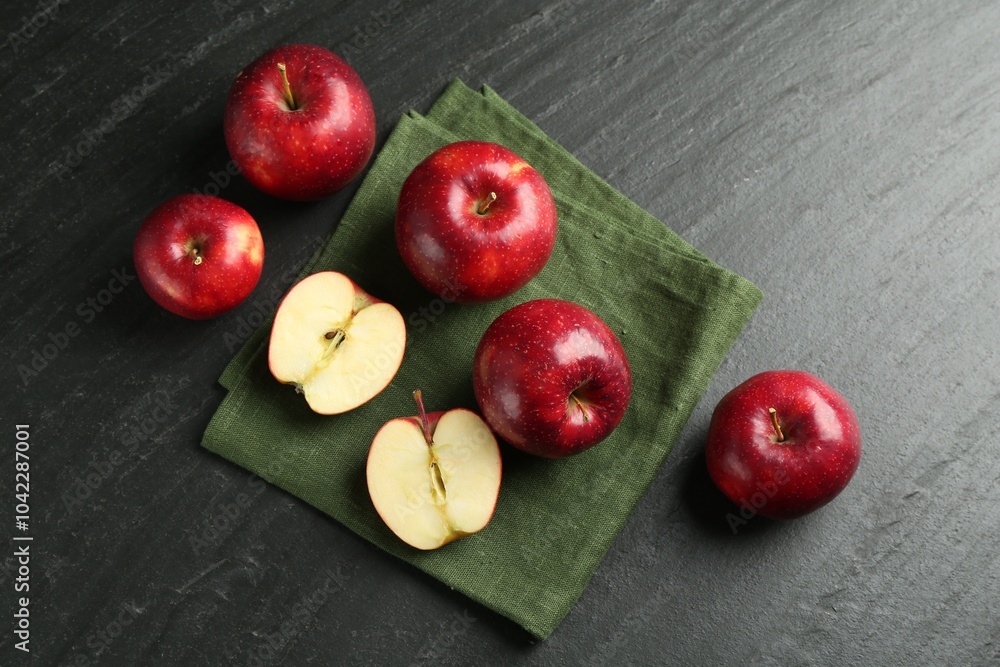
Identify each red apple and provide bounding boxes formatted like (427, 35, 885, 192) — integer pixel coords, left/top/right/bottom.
(134, 194, 264, 319)
(473, 299, 632, 458)
(224, 44, 376, 201)
(705, 370, 862, 520)
(395, 140, 557, 303)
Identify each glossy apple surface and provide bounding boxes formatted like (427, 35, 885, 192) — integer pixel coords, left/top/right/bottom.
(224, 44, 376, 201)
(706, 370, 862, 520)
(367, 391, 502, 550)
(395, 140, 557, 303)
(473, 299, 631, 458)
(133, 194, 264, 320)
(268, 271, 405, 414)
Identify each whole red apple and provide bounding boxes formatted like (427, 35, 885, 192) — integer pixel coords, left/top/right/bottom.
(134, 194, 264, 320)
(224, 44, 376, 201)
(706, 370, 862, 520)
(395, 140, 557, 303)
(473, 299, 631, 458)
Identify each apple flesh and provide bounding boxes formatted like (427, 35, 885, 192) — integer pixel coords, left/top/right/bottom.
(395, 140, 558, 303)
(133, 194, 264, 320)
(224, 44, 376, 201)
(268, 271, 405, 414)
(706, 370, 862, 520)
(473, 299, 632, 458)
(367, 391, 502, 550)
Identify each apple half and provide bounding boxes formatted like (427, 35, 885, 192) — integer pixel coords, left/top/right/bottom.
(268, 271, 405, 414)
(367, 391, 502, 550)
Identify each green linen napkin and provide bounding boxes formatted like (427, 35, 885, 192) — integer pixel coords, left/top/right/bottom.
(201, 79, 763, 639)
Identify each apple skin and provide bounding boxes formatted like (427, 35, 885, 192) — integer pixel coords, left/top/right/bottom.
(224, 44, 376, 201)
(473, 299, 632, 458)
(705, 370, 862, 520)
(395, 140, 557, 303)
(398, 410, 444, 439)
(133, 194, 264, 320)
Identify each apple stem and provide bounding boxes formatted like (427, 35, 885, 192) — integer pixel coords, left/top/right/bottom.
(477, 192, 497, 215)
(571, 393, 590, 422)
(189, 247, 203, 266)
(768, 408, 785, 442)
(277, 63, 297, 110)
(413, 390, 433, 445)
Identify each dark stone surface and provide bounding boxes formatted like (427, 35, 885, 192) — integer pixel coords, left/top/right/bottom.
(3, 0, 998, 664)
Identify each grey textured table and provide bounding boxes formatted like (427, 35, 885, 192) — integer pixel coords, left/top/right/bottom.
(3, 0, 998, 665)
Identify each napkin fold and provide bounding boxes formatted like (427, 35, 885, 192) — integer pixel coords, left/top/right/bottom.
(202, 79, 763, 639)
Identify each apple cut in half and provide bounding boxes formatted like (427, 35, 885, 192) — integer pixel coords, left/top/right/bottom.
(268, 271, 405, 414)
(367, 391, 502, 550)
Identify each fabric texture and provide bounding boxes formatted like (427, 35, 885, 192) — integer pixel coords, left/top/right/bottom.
(201, 79, 763, 639)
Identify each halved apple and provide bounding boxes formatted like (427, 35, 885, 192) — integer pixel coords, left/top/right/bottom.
(367, 391, 502, 550)
(268, 271, 405, 414)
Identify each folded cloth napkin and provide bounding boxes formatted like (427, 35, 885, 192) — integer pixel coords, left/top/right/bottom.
(202, 79, 763, 639)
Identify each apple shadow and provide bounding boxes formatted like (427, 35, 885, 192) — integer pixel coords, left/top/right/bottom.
(678, 436, 786, 541)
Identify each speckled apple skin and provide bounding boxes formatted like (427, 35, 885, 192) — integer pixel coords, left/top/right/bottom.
(473, 299, 632, 458)
(134, 194, 264, 320)
(706, 370, 862, 520)
(395, 141, 558, 304)
(224, 44, 376, 201)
